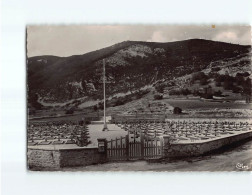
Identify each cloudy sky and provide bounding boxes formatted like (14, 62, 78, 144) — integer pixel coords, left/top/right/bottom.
(27, 25, 251, 57)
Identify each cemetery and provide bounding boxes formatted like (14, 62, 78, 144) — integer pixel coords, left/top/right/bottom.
(27, 118, 252, 170)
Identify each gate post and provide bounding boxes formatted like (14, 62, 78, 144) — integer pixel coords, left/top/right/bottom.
(160, 136, 164, 157)
(97, 138, 107, 161)
(140, 130, 144, 159)
(125, 135, 129, 160)
(162, 135, 171, 158)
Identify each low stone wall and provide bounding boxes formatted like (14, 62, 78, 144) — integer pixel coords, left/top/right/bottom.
(27, 147, 106, 170)
(59, 148, 106, 167)
(163, 131, 252, 158)
(111, 114, 165, 123)
(27, 149, 61, 169)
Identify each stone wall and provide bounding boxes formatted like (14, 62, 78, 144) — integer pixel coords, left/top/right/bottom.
(111, 114, 165, 123)
(27, 147, 106, 170)
(27, 149, 61, 169)
(163, 131, 252, 158)
(59, 148, 106, 168)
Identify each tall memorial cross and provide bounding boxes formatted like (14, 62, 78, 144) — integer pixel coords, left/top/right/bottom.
(102, 59, 108, 131)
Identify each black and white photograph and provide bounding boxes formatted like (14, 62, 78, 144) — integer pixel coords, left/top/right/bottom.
(2, 0, 252, 194)
(26, 25, 252, 171)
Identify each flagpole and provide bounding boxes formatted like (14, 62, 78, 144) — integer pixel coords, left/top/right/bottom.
(102, 59, 108, 131)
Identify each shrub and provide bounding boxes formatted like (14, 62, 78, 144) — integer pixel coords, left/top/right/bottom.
(215, 81, 221, 87)
(65, 109, 74, 114)
(203, 93, 213, 99)
(215, 74, 226, 83)
(232, 88, 240, 93)
(208, 72, 218, 78)
(155, 84, 165, 93)
(200, 77, 208, 85)
(236, 72, 250, 77)
(98, 102, 104, 110)
(32, 101, 43, 110)
(173, 107, 182, 114)
(181, 88, 191, 96)
(242, 78, 252, 95)
(215, 74, 235, 84)
(192, 72, 208, 83)
(85, 120, 91, 125)
(193, 89, 201, 96)
(114, 99, 124, 106)
(235, 75, 245, 85)
(169, 89, 182, 96)
(78, 120, 85, 126)
(154, 94, 163, 100)
(223, 80, 233, 90)
(93, 105, 98, 111)
(213, 90, 222, 96)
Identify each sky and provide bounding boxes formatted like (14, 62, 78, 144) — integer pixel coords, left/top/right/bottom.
(27, 25, 251, 57)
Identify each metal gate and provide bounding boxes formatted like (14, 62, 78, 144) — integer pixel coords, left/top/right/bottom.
(143, 137, 163, 159)
(106, 130, 163, 161)
(107, 136, 128, 161)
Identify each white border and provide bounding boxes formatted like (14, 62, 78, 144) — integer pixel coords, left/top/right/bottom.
(1, 0, 252, 195)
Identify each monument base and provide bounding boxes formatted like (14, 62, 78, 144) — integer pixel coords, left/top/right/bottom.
(102, 124, 109, 131)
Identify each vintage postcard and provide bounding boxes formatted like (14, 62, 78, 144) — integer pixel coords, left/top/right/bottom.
(27, 25, 252, 171)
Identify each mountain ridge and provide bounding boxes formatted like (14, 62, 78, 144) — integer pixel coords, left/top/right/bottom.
(28, 38, 251, 59)
(27, 39, 251, 105)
